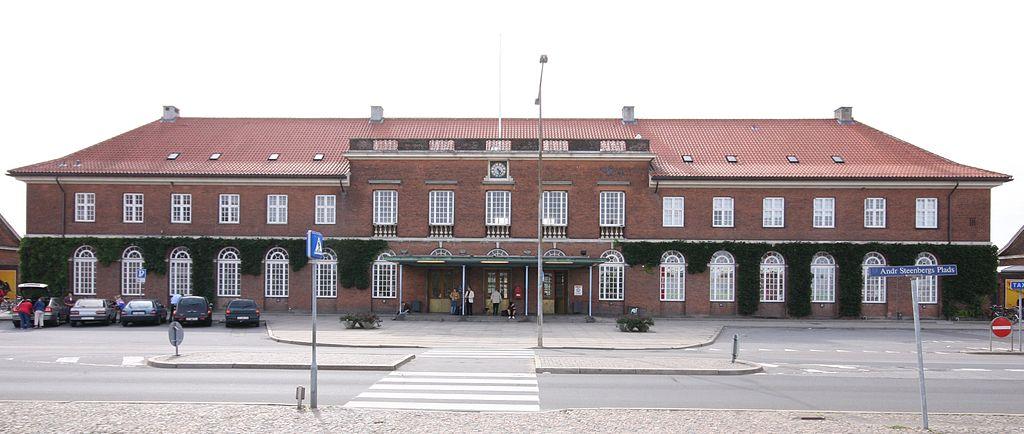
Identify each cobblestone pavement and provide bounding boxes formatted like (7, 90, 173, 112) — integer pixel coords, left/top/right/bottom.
(534, 355, 761, 374)
(5, 401, 1020, 433)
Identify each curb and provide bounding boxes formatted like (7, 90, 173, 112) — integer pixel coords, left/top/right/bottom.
(145, 354, 414, 371)
(533, 356, 763, 375)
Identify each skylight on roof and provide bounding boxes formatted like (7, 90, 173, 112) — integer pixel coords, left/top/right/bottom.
(681, 155, 694, 163)
(725, 155, 738, 163)
(209, 153, 221, 160)
(787, 155, 799, 163)
(831, 155, 845, 164)
(268, 153, 279, 161)
(313, 153, 325, 161)
(167, 153, 180, 160)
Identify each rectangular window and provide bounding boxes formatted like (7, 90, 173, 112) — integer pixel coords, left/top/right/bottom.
(217, 260, 240, 297)
(762, 197, 785, 228)
(267, 194, 288, 224)
(373, 190, 398, 225)
(170, 194, 192, 224)
(219, 194, 240, 224)
(811, 265, 836, 303)
(123, 193, 144, 223)
(813, 198, 835, 228)
(712, 197, 734, 227)
(265, 262, 289, 297)
(864, 197, 886, 228)
(169, 261, 192, 296)
(313, 261, 337, 298)
(429, 190, 455, 226)
(916, 198, 938, 229)
(121, 259, 144, 296)
(73, 258, 96, 296)
(372, 261, 397, 298)
(315, 195, 336, 225)
(760, 266, 785, 302)
(662, 197, 684, 227)
(598, 264, 624, 300)
(660, 264, 685, 301)
(710, 265, 735, 302)
(485, 190, 511, 226)
(75, 193, 95, 222)
(542, 191, 568, 226)
(599, 191, 625, 227)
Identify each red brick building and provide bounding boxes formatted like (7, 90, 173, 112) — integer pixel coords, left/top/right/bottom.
(0, 213, 20, 300)
(8, 106, 1012, 318)
(998, 225, 1024, 309)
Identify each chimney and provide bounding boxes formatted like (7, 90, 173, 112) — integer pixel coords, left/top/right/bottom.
(161, 106, 179, 123)
(621, 106, 636, 124)
(834, 106, 854, 124)
(370, 106, 384, 123)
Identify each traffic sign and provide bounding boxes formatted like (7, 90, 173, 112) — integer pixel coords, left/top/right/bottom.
(137, 268, 147, 284)
(1011, 281, 1024, 291)
(866, 265, 957, 277)
(991, 317, 1013, 338)
(306, 230, 324, 260)
(168, 321, 184, 356)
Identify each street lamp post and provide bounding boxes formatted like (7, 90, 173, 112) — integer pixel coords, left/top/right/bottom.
(535, 54, 548, 348)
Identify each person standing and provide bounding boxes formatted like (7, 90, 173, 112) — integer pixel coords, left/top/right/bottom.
(17, 298, 33, 330)
(465, 286, 475, 316)
(63, 292, 74, 309)
(490, 288, 501, 317)
(449, 288, 460, 315)
(169, 293, 182, 321)
(33, 297, 45, 328)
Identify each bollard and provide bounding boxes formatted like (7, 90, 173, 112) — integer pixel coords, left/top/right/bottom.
(295, 385, 306, 410)
(732, 334, 738, 364)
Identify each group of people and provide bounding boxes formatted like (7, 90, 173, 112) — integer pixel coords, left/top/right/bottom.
(12, 292, 74, 330)
(448, 286, 517, 319)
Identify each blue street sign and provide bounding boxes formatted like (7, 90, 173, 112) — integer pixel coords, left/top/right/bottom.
(866, 265, 957, 277)
(137, 268, 147, 283)
(1011, 281, 1024, 290)
(306, 230, 325, 260)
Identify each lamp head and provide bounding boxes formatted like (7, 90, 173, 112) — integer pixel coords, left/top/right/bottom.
(539, 55, 548, 64)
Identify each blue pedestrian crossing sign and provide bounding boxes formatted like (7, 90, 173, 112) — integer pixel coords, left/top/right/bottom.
(137, 268, 147, 283)
(306, 230, 325, 260)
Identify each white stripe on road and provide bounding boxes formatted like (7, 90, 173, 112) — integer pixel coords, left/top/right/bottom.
(56, 357, 79, 364)
(808, 349, 825, 352)
(707, 348, 721, 352)
(884, 351, 899, 354)
(370, 384, 539, 393)
(121, 356, 145, 367)
(418, 355, 534, 359)
(835, 350, 851, 353)
(953, 368, 991, 372)
(1005, 369, 1024, 372)
(810, 364, 858, 370)
(378, 377, 537, 385)
(759, 363, 780, 368)
(356, 392, 539, 402)
(783, 349, 797, 352)
(388, 372, 535, 378)
(757, 349, 772, 352)
(344, 401, 539, 412)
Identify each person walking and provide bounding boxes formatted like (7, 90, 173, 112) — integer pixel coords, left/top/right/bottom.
(449, 288, 460, 315)
(115, 296, 126, 312)
(17, 298, 33, 330)
(169, 293, 182, 322)
(490, 288, 501, 317)
(465, 286, 475, 316)
(33, 297, 45, 328)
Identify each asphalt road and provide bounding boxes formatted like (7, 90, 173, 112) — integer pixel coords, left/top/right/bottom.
(1, 321, 1022, 413)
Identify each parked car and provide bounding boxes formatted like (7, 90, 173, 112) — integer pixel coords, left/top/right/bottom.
(174, 296, 213, 326)
(224, 299, 260, 327)
(70, 299, 118, 326)
(10, 296, 69, 328)
(120, 299, 167, 326)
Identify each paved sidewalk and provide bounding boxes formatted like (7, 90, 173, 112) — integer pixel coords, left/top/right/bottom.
(147, 352, 413, 370)
(534, 356, 762, 375)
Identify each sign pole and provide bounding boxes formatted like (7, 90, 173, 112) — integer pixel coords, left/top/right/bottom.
(306, 230, 324, 410)
(311, 269, 318, 409)
(910, 276, 928, 430)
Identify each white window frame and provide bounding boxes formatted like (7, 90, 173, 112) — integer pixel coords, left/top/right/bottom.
(219, 194, 240, 224)
(660, 251, 685, 301)
(760, 252, 786, 302)
(811, 253, 836, 303)
(168, 247, 193, 296)
(916, 198, 938, 229)
(313, 249, 338, 298)
(662, 196, 684, 227)
(542, 191, 568, 226)
(862, 252, 887, 303)
(315, 194, 336, 225)
(217, 248, 241, 297)
(372, 252, 398, 299)
(913, 253, 939, 304)
(864, 197, 886, 228)
(75, 193, 95, 222)
(123, 193, 144, 223)
(712, 197, 734, 228)
(72, 246, 97, 295)
(267, 194, 288, 224)
(264, 247, 290, 297)
(429, 190, 455, 226)
(485, 190, 511, 226)
(813, 197, 835, 228)
(599, 191, 625, 227)
(762, 197, 785, 228)
(709, 251, 735, 302)
(373, 190, 398, 225)
(171, 193, 192, 224)
(121, 247, 144, 296)
(598, 250, 625, 301)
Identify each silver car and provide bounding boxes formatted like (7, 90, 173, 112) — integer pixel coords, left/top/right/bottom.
(70, 299, 118, 326)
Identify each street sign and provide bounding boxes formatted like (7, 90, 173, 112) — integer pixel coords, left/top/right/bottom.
(866, 265, 957, 277)
(1011, 281, 1024, 291)
(306, 230, 325, 260)
(168, 321, 184, 356)
(137, 268, 147, 284)
(991, 317, 1013, 338)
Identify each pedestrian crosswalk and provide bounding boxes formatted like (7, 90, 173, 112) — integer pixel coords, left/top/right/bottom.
(418, 348, 535, 359)
(344, 371, 540, 412)
(4, 355, 149, 368)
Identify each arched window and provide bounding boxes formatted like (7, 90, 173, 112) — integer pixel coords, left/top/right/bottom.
(598, 250, 624, 301)
(169, 247, 192, 296)
(372, 252, 397, 299)
(543, 249, 566, 257)
(913, 253, 938, 304)
(430, 248, 452, 256)
(265, 247, 290, 297)
(709, 251, 735, 302)
(862, 252, 887, 303)
(72, 246, 97, 295)
(811, 253, 836, 303)
(486, 248, 510, 257)
(217, 248, 241, 297)
(760, 252, 786, 302)
(313, 249, 338, 298)
(660, 251, 685, 301)
(121, 247, 145, 296)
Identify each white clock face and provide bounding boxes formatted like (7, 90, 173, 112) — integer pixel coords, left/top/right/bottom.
(490, 161, 508, 178)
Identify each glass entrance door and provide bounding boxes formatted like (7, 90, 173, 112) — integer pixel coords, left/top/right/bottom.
(485, 270, 510, 315)
(544, 271, 568, 314)
(428, 269, 456, 313)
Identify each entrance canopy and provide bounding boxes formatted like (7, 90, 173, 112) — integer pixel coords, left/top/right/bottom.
(383, 255, 605, 269)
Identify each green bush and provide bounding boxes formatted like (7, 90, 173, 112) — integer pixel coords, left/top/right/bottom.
(616, 314, 654, 332)
(341, 312, 382, 328)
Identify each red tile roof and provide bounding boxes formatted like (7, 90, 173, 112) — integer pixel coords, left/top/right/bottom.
(8, 117, 1011, 181)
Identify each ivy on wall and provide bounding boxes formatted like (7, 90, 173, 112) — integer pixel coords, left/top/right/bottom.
(621, 241, 998, 318)
(18, 237, 389, 302)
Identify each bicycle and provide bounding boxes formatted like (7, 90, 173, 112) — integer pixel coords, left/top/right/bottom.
(990, 305, 1020, 324)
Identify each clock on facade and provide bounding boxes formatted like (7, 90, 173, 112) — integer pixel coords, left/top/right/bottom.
(489, 161, 508, 179)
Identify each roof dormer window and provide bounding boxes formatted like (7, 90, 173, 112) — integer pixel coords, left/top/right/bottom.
(313, 153, 325, 161)
(681, 155, 694, 163)
(787, 155, 799, 163)
(831, 155, 845, 164)
(725, 155, 738, 163)
(268, 153, 279, 161)
(209, 153, 221, 160)
(166, 153, 180, 160)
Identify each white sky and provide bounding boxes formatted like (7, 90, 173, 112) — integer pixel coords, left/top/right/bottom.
(1, 1, 1021, 246)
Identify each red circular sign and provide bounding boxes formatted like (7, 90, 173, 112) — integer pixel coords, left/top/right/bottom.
(991, 317, 1013, 338)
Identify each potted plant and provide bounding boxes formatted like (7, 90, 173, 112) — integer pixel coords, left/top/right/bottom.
(616, 314, 654, 332)
(341, 313, 382, 329)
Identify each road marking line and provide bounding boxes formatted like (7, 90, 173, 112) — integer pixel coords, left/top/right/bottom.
(932, 351, 950, 355)
(884, 351, 899, 354)
(809, 364, 858, 370)
(370, 384, 539, 392)
(343, 401, 539, 412)
(759, 363, 779, 368)
(1005, 369, 1024, 372)
(418, 355, 534, 359)
(121, 356, 145, 367)
(683, 348, 696, 351)
(356, 392, 539, 402)
(862, 350, 878, 353)
(802, 369, 837, 374)
(707, 348, 722, 352)
(55, 357, 79, 364)
(757, 349, 772, 352)
(783, 349, 797, 352)
(808, 349, 824, 352)
(835, 350, 851, 353)
(953, 368, 990, 372)
(378, 378, 537, 385)
(388, 372, 536, 378)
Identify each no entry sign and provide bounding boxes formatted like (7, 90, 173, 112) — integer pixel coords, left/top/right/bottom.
(991, 317, 1013, 338)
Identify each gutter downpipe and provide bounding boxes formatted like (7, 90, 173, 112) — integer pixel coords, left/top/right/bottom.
(55, 176, 66, 238)
(946, 181, 959, 244)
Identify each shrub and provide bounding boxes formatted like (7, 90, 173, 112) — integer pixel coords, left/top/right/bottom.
(616, 314, 654, 332)
(341, 313, 381, 329)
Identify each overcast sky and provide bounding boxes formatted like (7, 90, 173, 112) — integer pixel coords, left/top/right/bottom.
(1, 1, 1021, 246)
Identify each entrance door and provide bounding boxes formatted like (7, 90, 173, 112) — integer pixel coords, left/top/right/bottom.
(427, 269, 456, 313)
(485, 270, 510, 314)
(545, 271, 569, 314)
